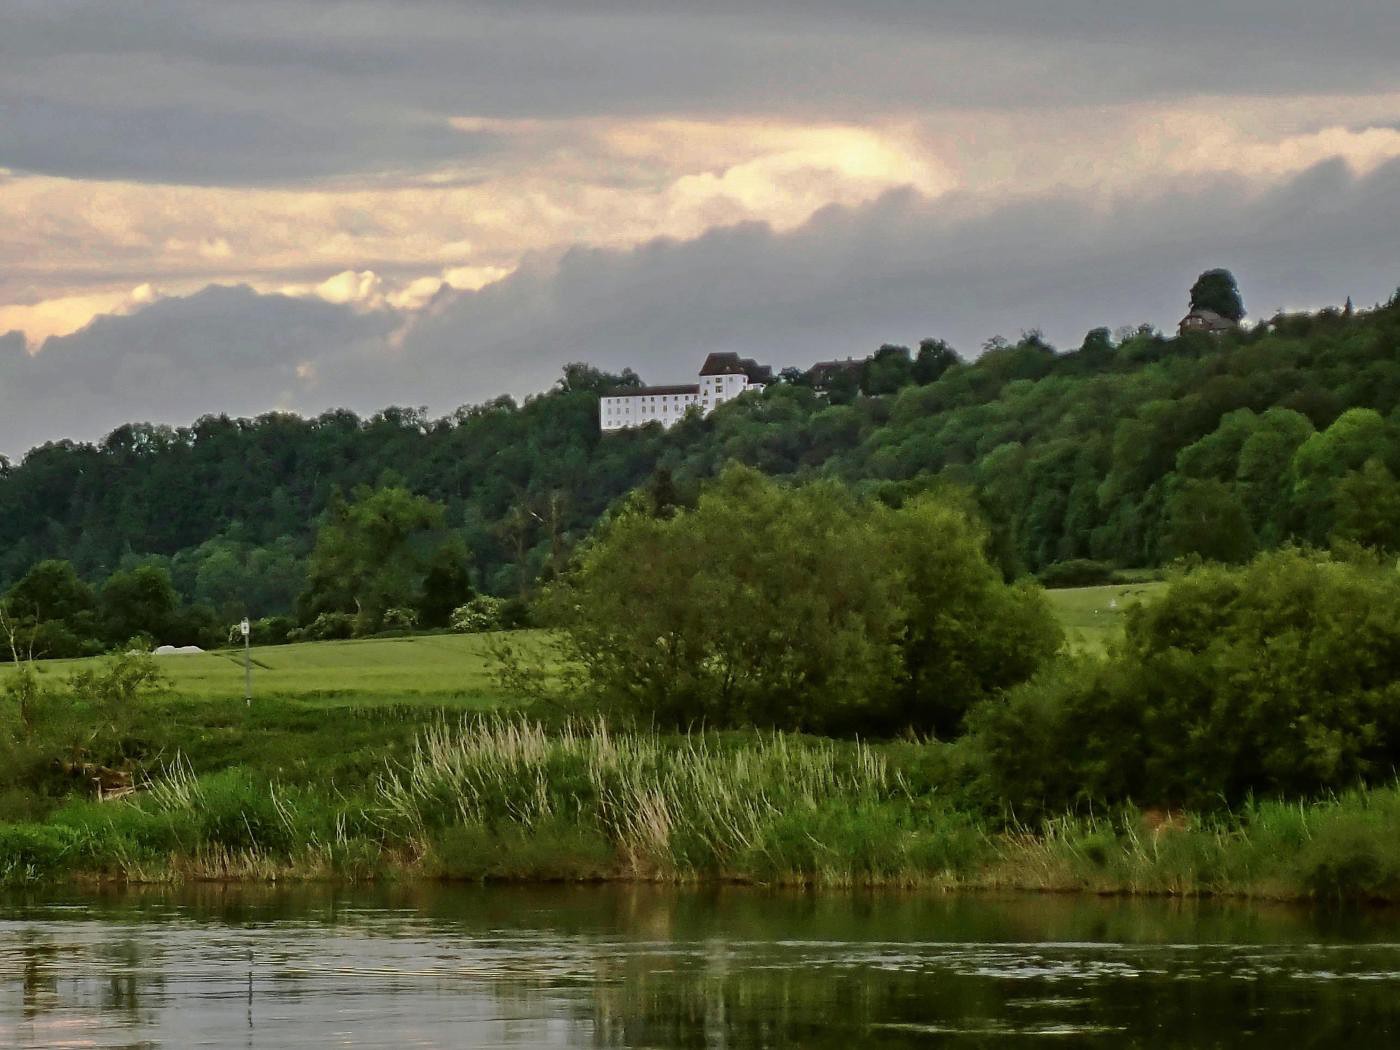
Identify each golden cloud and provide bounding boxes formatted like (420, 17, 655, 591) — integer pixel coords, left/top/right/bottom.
(4, 100, 1398, 345)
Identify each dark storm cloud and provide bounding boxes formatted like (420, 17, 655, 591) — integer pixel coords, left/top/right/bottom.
(393, 157, 1400, 398)
(3, 157, 1396, 457)
(3, 1, 1398, 183)
(0, 286, 397, 457)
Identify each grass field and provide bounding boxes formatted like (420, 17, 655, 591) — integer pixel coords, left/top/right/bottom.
(34, 629, 555, 707)
(19, 585, 1163, 710)
(1043, 581, 1164, 654)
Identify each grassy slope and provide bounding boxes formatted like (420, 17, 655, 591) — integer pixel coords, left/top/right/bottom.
(1043, 581, 1164, 654)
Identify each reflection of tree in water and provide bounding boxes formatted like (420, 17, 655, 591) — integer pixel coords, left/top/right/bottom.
(17, 933, 59, 1018)
(567, 944, 1400, 1048)
(8, 885, 1400, 1047)
(98, 935, 165, 1026)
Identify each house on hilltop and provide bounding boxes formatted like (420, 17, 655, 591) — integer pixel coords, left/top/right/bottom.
(1178, 308, 1237, 336)
(599, 352, 771, 431)
(806, 357, 865, 395)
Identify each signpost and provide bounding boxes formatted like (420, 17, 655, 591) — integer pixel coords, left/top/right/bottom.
(240, 618, 252, 706)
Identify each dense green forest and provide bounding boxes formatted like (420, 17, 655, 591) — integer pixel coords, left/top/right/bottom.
(3, 275, 1400, 650)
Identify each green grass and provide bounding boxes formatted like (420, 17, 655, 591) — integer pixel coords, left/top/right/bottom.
(23, 583, 1153, 710)
(1043, 581, 1165, 654)
(33, 629, 554, 707)
(8, 630, 558, 793)
(7, 712, 1400, 901)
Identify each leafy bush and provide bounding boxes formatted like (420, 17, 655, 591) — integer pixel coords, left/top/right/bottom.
(251, 615, 296, 646)
(972, 549, 1400, 812)
(0, 824, 81, 882)
(540, 465, 1060, 735)
(67, 647, 167, 751)
(289, 611, 355, 642)
(382, 607, 419, 632)
(450, 595, 507, 634)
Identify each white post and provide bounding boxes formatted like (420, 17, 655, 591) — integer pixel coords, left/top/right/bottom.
(240, 618, 251, 707)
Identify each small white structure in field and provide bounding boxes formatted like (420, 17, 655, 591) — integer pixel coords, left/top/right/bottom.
(600, 353, 772, 432)
(153, 644, 204, 655)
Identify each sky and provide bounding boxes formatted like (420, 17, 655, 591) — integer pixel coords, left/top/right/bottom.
(2, 0, 1399, 455)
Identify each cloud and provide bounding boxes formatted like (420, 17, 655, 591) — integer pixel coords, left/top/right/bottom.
(3, 157, 1396, 459)
(393, 158, 1400, 397)
(4, 2, 1398, 184)
(4, 1, 1397, 352)
(0, 284, 169, 346)
(0, 286, 396, 456)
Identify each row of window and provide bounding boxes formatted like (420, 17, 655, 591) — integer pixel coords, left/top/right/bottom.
(603, 397, 724, 419)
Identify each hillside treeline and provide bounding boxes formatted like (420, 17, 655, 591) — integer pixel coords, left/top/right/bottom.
(3, 286, 1400, 625)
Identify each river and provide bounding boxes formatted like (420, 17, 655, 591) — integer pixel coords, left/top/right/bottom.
(2, 883, 1398, 1046)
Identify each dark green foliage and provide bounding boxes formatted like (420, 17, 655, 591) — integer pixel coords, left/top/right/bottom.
(546, 466, 1060, 735)
(972, 550, 1400, 813)
(1331, 459, 1400, 550)
(417, 542, 474, 628)
(1189, 268, 1245, 321)
(5, 560, 97, 626)
(299, 485, 462, 635)
(251, 615, 296, 646)
(288, 611, 355, 642)
(1037, 559, 1117, 588)
(98, 566, 179, 645)
(1161, 478, 1257, 563)
(912, 338, 959, 384)
(1, 299, 1399, 618)
(861, 344, 914, 395)
(0, 823, 81, 882)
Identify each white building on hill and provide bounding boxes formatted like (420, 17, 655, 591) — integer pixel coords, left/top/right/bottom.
(600, 353, 773, 432)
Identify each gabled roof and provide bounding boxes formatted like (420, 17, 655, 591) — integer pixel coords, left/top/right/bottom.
(699, 351, 773, 384)
(808, 357, 865, 376)
(1179, 308, 1236, 331)
(738, 358, 773, 384)
(699, 351, 746, 376)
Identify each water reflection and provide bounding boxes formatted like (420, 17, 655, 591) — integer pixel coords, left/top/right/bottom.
(1, 884, 1399, 1047)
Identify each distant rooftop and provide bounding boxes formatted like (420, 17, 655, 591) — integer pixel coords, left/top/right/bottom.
(603, 383, 699, 397)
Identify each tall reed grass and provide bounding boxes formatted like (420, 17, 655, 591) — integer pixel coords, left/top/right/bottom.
(376, 717, 984, 883)
(8, 717, 1400, 899)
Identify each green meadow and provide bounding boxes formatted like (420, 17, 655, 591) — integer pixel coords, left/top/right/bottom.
(31, 629, 554, 707)
(1042, 581, 1165, 654)
(24, 584, 1160, 711)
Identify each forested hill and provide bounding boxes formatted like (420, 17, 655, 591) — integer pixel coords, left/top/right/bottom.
(3, 292, 1400, 618)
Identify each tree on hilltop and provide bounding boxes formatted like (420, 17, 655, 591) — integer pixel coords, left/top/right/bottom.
(1189, 268, 1245, 322)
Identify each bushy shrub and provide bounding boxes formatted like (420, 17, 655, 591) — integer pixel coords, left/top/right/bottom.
(537, 465, 1060, 735)
(251, 615, 296, 646)
(289, 611, 355, 642)
(382, 607, 419, 632)
(67, 647, 167, 751)
(971, 549, 1400, 812)
(449, 595, 508, 634)
(539, 468, 899, 731)
(0, 824, 81, 882)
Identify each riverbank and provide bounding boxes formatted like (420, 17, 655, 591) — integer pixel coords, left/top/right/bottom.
(4, 718, 1399, 903)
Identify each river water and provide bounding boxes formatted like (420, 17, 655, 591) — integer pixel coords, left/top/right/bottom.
(2, 883, 1398, 1047)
